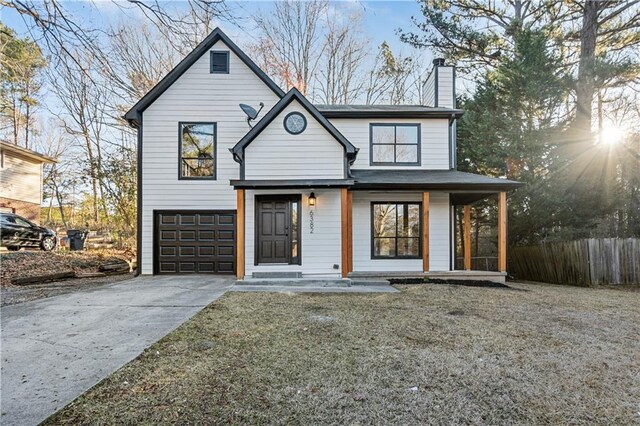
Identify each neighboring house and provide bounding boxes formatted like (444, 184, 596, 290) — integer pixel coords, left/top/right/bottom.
(125, 28, 521, 282)
(0, 141, 57, 224)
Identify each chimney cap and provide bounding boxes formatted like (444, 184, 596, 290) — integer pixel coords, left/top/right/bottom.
(433, 58, 445, 66)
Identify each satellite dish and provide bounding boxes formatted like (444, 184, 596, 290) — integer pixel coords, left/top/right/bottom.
(239, 102, 264, 127)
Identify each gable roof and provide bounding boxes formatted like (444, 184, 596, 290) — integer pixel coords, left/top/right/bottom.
(0, 141, 57, 164)
(231, 88, 359, 164)
(124, 28, 285, 126)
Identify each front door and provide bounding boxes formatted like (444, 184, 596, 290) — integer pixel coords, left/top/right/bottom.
(256, 195, 300, 264)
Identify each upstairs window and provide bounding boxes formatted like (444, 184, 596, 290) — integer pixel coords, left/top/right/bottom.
(210, 51, 229, 74)
(370, 123, 420, 165)
(179, 122, 216, 179)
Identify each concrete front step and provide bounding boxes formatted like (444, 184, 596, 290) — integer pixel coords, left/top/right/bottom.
(251, 271, 303, 279)
(350, 279, 391, 287)
(236, 278, 352, 287)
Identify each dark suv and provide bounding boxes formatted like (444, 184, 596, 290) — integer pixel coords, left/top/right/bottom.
(0, 213, 57, 251)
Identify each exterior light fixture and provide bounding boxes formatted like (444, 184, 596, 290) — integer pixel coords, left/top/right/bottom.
(308, 192, 316, 207)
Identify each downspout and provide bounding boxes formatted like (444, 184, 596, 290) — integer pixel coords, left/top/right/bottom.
(135, 112, 143, 276)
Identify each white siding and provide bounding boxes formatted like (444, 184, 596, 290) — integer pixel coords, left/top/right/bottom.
(329, 118, 450, 170)
(140, 39, 281, 274)
(422, 70, 436, 107)
(0, 150, 42, 205)
(244, 101, 345, 179)
(352, 192, 450, 272)
(244, 189, 342, 277)
(437, 66, 455, 109)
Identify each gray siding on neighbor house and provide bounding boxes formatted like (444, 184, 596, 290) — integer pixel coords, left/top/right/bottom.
(140, 39, 281, 274)
(0, 150, 43, 205)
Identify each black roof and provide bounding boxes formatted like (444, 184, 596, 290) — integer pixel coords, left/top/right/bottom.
(231, 88, 359, 163)
(124, 28, 285, 126)
(316, 104, 464, 119)
(350, 169, 522, 191)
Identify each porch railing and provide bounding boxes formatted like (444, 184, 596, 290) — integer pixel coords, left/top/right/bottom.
(455, 256, 498, 271)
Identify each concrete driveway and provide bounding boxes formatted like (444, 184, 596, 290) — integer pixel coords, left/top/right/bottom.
(1, 275, 234, 426)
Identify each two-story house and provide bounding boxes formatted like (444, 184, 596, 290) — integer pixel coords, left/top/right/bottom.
(0, 141, 57, 224)
(125, 28, 520, 283)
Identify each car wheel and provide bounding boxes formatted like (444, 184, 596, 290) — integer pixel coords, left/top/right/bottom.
(7, 246, 20, 251)
(40, 236, 56, 251)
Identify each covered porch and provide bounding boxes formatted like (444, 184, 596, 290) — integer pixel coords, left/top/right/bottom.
(231, 170, 521, 284)
(341, 170, 521, 284)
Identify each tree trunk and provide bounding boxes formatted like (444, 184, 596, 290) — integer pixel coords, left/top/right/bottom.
(575, 1, 599, 139)
(83, 132, 99, 223)
(24, 100, 30, 149)
(52, 177, 68, 228)
(12, 96, 19, 145)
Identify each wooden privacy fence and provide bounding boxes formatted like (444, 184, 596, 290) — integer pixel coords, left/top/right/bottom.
(510, 238, 640, 286)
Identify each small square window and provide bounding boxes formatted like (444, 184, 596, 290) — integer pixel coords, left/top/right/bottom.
(210, 51, 229, 74)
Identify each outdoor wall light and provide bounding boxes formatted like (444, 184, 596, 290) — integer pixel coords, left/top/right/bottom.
(308, 192, 317, 207)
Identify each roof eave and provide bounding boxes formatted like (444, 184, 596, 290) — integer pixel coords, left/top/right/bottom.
(351, 182, 523, 191)
(318, 110, 465, 119)
(0, 142, 58, 163)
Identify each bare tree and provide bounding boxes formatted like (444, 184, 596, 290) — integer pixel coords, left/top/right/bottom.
(33, 119, 73, 227)
(314, 13, 368, 104)
(251, 0, 328, 94)
(364, 42, 416, 105)
(104, 21, 181, 117)
(47, 49, 109, 223)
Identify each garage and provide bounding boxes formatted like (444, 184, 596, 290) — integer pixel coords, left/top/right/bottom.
(154, 210, 236, 274)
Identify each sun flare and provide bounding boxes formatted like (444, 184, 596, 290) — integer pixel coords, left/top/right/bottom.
(600, 124, 625, 145)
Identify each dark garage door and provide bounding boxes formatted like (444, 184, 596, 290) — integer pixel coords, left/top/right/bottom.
(155, 210, 236, 274)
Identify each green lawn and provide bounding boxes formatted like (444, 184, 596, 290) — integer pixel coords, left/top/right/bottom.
(46, 283, 640, 425)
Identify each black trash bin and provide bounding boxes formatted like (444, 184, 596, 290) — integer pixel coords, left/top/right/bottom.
(66, 230, 88, 251)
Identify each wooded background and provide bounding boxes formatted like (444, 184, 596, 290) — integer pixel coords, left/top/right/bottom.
(1, 1, 639, 261)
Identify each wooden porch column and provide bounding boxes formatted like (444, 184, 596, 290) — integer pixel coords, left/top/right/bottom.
(347, 191, 353, 274)
(236, 189, 245, 280)
(463, 205, 472, 271)
(497, 192, 507, 273)
(422, 192, 430, 272)
(341, 188, 352, 278)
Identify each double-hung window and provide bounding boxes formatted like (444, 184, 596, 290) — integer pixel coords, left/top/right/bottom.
(372, 202, 421, 259)
(179, 122, 216, 179)
(370, 124, 420, 165)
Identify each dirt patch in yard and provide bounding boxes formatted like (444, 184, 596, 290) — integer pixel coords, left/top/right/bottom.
(45, 282, 640, 425)
(1, 273, 134, 306)
(1, 250, 134, 305)
(0, 250, 133, 286)
(389, 277, 513, 288)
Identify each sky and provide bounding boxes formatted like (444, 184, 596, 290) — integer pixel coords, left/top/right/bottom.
(1, 0, 427, 56)
(1, 0, 436, 134)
